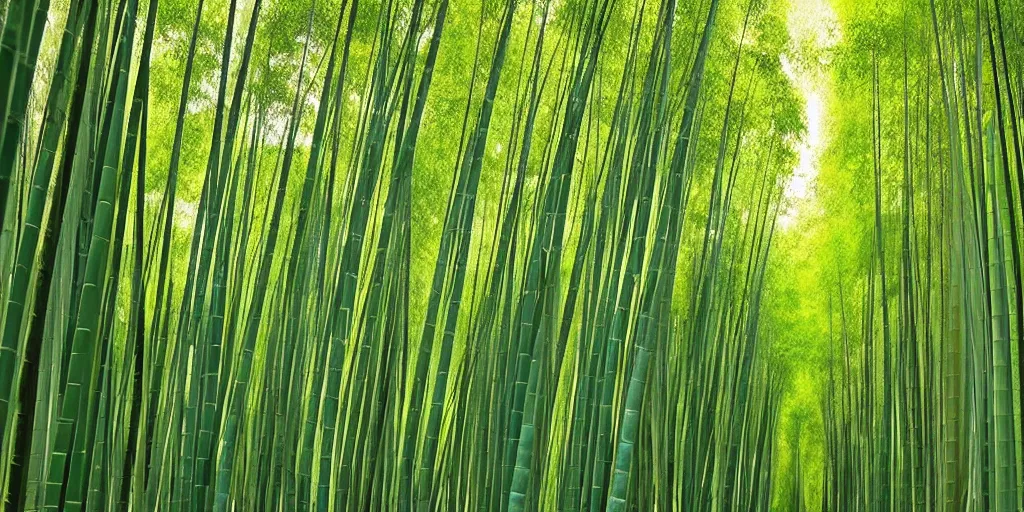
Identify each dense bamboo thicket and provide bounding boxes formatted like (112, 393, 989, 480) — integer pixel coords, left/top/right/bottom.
(0, 0, 1022, 510)
(785, 0, 1024, 510)
(803, 0, 1024, 509)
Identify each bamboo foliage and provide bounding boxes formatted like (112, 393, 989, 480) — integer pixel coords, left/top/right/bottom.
(818, 0, 1024, 510)
(11, 0, 1005, 510)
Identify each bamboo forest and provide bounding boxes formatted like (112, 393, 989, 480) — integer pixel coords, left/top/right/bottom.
(4, 0, 1024, 509)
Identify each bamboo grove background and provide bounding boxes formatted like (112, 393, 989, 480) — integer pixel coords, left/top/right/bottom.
(0, 0, 1022, 510)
